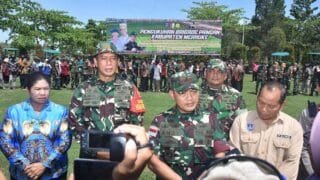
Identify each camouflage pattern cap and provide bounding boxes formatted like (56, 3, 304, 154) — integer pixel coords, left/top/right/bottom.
(207, 58, 227, 72)
(170, 72, 199, 93)
(94, 42, 116, 57)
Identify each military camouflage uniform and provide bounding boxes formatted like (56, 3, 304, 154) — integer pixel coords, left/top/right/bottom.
(148, 72, 229, 179)
(68, 43, 145, 137)
(68, 75, 144, 137)
(149, 107, 230, 179)
(292, 63, 301, 95)
(256, 63, 268, 94)
(70, 58, 83, 89)
(199, 85, 246, 140)
(200, 59, 246, 140)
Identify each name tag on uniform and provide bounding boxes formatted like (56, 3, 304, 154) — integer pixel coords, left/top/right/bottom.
(159, 121, 183, 147)
(83, 86, 101, 107)
(276, 134, 292, 139)
(194, 123, 213, 147)
(221, 94, 235, 110)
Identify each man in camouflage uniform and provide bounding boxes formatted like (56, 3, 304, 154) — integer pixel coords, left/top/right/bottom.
(148, 71, 230, 179)
(165, 59, 176, 92)
(256, 61, 268, 94)
(292, 63, 301, 95)
(68, 42, 145, 158)
(70, 56, 83, 89)
(199, 59, 246, 140)
(51, 57, 62, 90)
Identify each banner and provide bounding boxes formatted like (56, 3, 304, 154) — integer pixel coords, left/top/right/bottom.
(105, 18, 222, 55)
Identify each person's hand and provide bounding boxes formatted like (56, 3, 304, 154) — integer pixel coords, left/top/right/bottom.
(113, 124, 149, 146)
(214, 152, 226, 158)
(24, 163, 46, 179)
(68, 173, 74, 180)
(112, 124, 153, 179)
(96, 151, 110, 160)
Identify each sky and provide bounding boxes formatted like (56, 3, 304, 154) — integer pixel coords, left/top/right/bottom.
(0, 0, 319, 42)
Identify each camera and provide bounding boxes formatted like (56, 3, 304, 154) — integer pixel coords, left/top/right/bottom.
(74, 130, 126, 180)
(80, 130, 126, 162)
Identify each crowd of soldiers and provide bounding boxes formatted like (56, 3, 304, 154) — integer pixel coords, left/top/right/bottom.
(117, 57, 245, 94)
(253, 60, 320, 96)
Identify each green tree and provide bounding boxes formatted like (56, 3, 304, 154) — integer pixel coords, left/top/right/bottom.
(85, 19, 108, 47)
(0, 0, 40, 31)
(288, 0, 319, 61)
(183, 1, 244, 58)
(251, 0, 286, 53)
(230, 42, 247, 61)
(263, 27, 287, 57)
(253, 0, 285, 33)
(248, 46, 261, 62)
(290, 0, 319, 21)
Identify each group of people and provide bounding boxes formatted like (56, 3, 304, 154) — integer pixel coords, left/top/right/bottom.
(109, 23, 143, 52)
(0, 55, 96, 90)
(0, 43, 319, 180)
(253, 60, 320, 96)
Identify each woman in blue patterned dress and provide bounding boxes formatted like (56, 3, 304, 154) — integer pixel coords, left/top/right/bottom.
(0, 72, 72, 180)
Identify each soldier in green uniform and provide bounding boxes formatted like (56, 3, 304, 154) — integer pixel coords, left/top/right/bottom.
(166, 59, 177, 92)
(199, 59, 246, 140)
(68, 42, 145, 158)
(70, 57, 83, 89)
(148, 71, 230, 179)
(256, 61, 268, 94)
(292, 63, 301, 95)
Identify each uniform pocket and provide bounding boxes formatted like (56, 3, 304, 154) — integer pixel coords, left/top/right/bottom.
(161, 146, 194, 165)
(273, 138, 291, 149)
(240, 133, 260, 143)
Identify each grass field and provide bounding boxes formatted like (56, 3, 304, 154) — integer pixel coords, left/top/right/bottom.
(0, 74, 318, 179)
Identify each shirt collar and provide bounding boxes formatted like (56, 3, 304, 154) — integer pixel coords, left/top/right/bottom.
(23, 98, 52, 112)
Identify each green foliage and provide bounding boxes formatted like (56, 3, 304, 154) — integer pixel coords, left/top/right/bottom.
(263, 27, 287, 57)
(283, 43, 295, 61)
(290, 0, 319, 21)
(183, 1, 245, 58)
(253, 0, 286, 34)
(230, 42, 247, 60)
(248, 46, 261, 62)
(183, 2, 244, 28)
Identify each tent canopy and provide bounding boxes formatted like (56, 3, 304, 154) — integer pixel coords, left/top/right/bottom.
(44, 49, 61, 54)
(307, 52, 320, 55)
(3, 47, 19, 51)
(271, 52, 289, 57)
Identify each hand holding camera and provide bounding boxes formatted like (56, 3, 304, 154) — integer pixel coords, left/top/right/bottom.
(74, 124, 153, 180)
(112, 124, 153, 180)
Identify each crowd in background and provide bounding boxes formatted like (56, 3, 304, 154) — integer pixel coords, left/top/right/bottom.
(252, 60, 320, 96)
(1, 53, 320, 97)
(0, 54, 246, 92)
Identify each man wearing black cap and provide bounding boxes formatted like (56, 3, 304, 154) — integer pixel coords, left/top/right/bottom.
(124, 32, 143, 52)
(68, 42, 146, 158)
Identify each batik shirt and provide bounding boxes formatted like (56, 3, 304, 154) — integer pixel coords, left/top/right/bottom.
(199, 84, 246, 140)
(68, 76, 145, 136)
(148, 107, 229, 179)
(0, 99, 71, 180)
